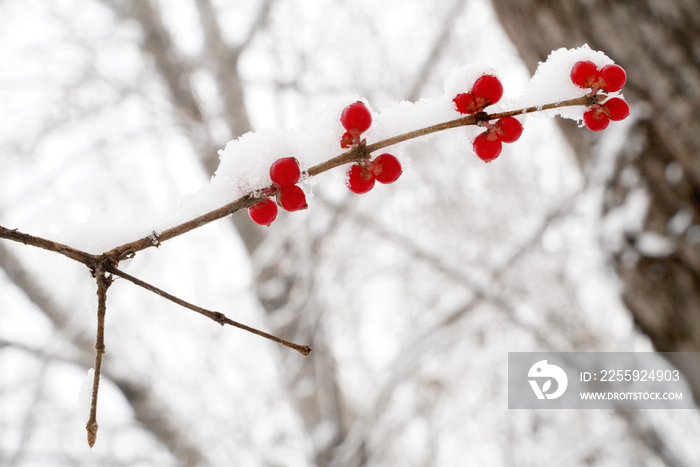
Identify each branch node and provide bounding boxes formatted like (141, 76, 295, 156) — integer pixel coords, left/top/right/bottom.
(212, 311, 227, 325)
(149, 231, 161, 247)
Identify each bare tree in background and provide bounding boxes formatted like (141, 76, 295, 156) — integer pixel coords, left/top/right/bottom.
(490, 0, 700, 399)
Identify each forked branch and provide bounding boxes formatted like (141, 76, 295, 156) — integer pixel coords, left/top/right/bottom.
(0, 93, 604, 447)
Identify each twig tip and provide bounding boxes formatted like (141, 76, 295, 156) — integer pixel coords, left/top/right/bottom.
(86, 422, 98, 448)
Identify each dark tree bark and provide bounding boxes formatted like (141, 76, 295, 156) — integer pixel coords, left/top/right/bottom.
(490, 0, 700, 399)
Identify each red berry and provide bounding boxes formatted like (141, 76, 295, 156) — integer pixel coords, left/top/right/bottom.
(472, 131, 502, 162)
(605, 97, 630, 121)
(340, 131, 355, 148)
(340, 101, 372, 136)
(270, 157, 301, 187)
(346, 163, 375, 194)
(583, 107, 610, 132)
(454, 92, 478, 115)
(494, 117, 523, 143)
(371, 153, 402, 184)
(600, 64, 626, 93)
(248, 198, 278, 226)
(472, 75, 503, 107)
(570, 60, 600, 88)
(278, 185, 307, 212)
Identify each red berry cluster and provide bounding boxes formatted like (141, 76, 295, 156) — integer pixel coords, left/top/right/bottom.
(453, 74, 503, 115)
(570, 61, 626, 93)
(472, 116, 523, 162)
(248, 157, 307, 226)
(582, 97, 630, 132)
(340, 101, 372, 148)
(346, 153, 402, 194)
(452, 74, 523, 162)
(339, 101, 402, 193)
(570, 60, 630, 132)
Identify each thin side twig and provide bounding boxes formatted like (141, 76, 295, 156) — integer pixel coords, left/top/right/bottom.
(86, 265, 113, 448)
(107, 265, 312, 356)
(0, 225, 98, 268)
(0, 224, 311, 356)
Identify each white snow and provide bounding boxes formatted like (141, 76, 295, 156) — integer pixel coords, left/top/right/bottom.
(78, 368, 95, 421)
(510, 44, 618, 121)
(208, 44, 618, 209)
(51, 45, 620, 254)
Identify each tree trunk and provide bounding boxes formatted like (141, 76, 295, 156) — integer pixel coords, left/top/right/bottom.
(490, 0, 700, 399)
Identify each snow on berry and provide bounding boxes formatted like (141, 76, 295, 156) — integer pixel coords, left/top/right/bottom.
(248, 198, 278, 226)
(450, 69, 504, 115)
(514, 44, 619, 122)
(444, 64, 500, 103)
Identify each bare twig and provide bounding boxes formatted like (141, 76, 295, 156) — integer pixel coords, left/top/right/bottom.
(86, 265, 113, 448)
(104, 192, 259, 261)
(0, 225, 98, 268)
(107, 265, 312, 356)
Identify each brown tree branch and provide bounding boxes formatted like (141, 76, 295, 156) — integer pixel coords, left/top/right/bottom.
(104, 93, 606, 262)
(0, 92, 604, 448)
(0, 224, 311, 356)
(104, 192, 259, 261)
(0, 225, 98, 268)
(0, 93, 606, 345)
